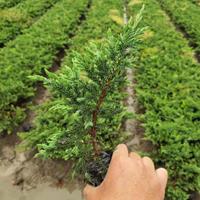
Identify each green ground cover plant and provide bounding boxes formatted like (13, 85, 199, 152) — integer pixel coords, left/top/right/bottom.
(158, 0, 200, 52)
(0, 0, 25, 9)
(0, 0, 89, 134)
(0, 0, 60, 45)
(20, 2, 144, 183)
(130, 0, 200, 199)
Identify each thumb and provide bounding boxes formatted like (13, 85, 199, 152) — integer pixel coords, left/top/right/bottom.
(83, 184, 98, 200)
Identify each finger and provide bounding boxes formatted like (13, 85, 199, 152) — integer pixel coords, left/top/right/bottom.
(83, 184, 97, 200)
(142, 156, 155, 173)
(129, 152, 142, 161)
(156, 168, 168, 192)
(112, 144, 129, 159)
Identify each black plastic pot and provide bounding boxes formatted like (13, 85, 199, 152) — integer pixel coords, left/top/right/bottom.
(86, 151, 113, 186)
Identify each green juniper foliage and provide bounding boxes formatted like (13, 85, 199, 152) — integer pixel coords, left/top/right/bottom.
(20, 11, 144, 178)
(0, 0, 59, 45)
(0, 0, 25, 9)
(159, 0, 200, 51)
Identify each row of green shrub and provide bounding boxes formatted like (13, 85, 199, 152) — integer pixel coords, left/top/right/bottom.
(0, 0, 25, 9)
(158, 0, 200, 51)
(130, 0, 200, 199)
(0, 0, 89, 134)
(0, 0, 60, 45)
(20, 0, 127, 174)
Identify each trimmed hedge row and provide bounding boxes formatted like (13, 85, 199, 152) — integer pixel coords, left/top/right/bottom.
(0, 0, 89, 134)
(20, 0, 124, 159)
(0, 0, 60, 45)
(130, 0, 200, 199)
(0, 0, 25, 9)
(158, 0, 200, 51)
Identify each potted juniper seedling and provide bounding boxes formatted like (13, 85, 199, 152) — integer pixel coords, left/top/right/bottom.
(21, 9, 145, 186)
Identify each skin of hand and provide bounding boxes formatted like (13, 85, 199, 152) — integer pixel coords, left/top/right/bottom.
(84, 144, 168, 200)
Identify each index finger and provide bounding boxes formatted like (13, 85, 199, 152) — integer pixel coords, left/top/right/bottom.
(112, 144, 129, 159)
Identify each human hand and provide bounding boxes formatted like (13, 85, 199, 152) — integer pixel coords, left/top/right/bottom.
(84, 144, 168, 200)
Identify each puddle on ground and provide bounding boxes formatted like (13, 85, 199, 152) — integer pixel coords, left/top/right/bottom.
(0, 175, 82, 200)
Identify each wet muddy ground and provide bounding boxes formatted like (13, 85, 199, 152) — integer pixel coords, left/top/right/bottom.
(0, 176, 82, 200)
(0, 134, 83, 200)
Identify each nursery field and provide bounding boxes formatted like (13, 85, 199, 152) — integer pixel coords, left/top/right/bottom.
(0, 0, 199, 199)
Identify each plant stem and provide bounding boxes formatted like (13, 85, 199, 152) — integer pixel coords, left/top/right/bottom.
(89, 79, 111, 156)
